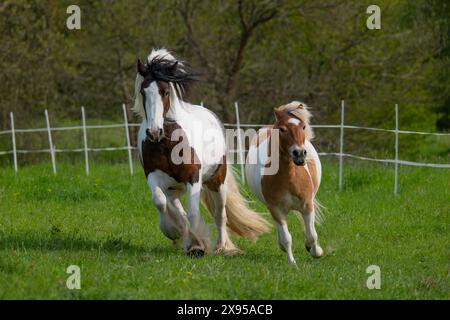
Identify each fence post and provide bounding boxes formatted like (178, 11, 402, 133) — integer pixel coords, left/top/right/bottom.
(235, 102, 245, 184)
(81, 106, 89, 176)
(394, 104, 399, 194)
(338, 100, 345, 190)
(44, 109, 57, 175)
(10, 112, 18, 173)
(200, 101, 204, 107)
(122, 104, 134, 176)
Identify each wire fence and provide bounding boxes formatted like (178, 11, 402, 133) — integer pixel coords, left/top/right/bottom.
(1, 101, 449, 194)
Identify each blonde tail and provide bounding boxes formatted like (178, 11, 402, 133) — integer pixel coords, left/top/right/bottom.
(292, 197, 325, 226)
(224, 167, 271, 241)
(313, 198, 325, 225)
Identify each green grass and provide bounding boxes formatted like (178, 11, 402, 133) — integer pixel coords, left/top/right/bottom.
(0, 160, 448, 299)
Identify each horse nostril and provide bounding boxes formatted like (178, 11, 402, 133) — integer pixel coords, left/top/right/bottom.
(292, 149, 299, 157)
(302, 149, 307, 157)
(158, 128, 163, 137)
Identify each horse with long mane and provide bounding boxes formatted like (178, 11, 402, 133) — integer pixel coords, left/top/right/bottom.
(133, 48, 270, 256)
(245, 101, 324, 264)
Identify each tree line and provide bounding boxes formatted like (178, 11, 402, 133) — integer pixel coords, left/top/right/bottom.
(0, 0, 448, 159)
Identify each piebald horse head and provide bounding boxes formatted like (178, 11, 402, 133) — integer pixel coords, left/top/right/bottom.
(273, 101, 314, 166)
(133, 49, 196, 141)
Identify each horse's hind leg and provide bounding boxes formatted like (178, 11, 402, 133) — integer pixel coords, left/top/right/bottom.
(269, 206, 296, 265)
(206, 186, 239, 256)
(301, 202, 323, 258)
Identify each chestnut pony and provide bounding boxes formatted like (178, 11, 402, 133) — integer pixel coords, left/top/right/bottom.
(133, 48, 270, 256)
(246, 101, 324, 264)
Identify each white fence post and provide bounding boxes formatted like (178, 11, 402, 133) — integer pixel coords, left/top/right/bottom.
(44, 109, 57, 175)
(200, 101, 204, 107)
(394, 104, 399, 194)
(338, 100, 345, 190)
(235, 102, 245, 184)
(10, 112, 18, 173)
(122, 104, 134, 176)
(81, 106, 89, 176)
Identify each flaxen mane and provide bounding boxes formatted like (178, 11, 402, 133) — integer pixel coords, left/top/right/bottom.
(277, 101, 314, 140)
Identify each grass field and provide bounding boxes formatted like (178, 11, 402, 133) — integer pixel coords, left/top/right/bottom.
(0, 160, 448, 299)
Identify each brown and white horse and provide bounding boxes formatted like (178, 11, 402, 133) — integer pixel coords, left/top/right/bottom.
(245, 101, 324, 265)
(133, 48, 270, 256)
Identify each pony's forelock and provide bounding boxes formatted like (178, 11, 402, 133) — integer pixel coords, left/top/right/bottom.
(277, 101, 314, 140)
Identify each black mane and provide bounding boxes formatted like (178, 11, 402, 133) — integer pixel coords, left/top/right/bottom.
(144, 56, 198, 94)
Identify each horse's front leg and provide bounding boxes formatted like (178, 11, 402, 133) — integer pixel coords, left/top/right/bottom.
(185, 178, 209, 256)
(206, 184, 239, 256)
(268, 205, 296, 265)
(148, 173, 202, 253)
(186, 180, 202, 230)
(301, 201, 323, 258)
(147, 173, 173, 239)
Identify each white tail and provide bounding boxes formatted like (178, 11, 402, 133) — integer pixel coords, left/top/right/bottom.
(292, 197, 325, 227)
(202, 167, 271, 241)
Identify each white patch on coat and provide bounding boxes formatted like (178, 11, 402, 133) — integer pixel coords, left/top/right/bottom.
(304, 140, 322, 187)
(169, 97, 226, 181)
(245, 128, 270, 204)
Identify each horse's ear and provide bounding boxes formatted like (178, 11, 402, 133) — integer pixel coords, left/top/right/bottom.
(137, 58, 147, 77)
(273, 107, 282, 120)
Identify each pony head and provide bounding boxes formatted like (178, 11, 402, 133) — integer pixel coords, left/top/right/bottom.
(133, 48, 196, 142)
(273, 101, 313, 166)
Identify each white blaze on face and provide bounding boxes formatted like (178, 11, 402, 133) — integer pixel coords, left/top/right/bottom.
(144, 81, 164, 134)
(288, 118, 301, 126)
(287, 117, 305, 150)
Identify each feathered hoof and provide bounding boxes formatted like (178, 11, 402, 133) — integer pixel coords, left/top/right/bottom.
(215, 246, 242, 256)
(187, 246, 206, 258)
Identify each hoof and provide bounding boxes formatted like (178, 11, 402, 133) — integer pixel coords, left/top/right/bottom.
(310, 245, 323, 258)
(215, 244, 241, 256)
(215, 240, 241, 256)
(224, 247, 241, 256)
(187, 246, 205, 258)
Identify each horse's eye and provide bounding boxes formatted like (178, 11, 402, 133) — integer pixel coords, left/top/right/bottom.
(303, 125, 306, 130)
(279, 126, 287, 133)
(164, 91, 170, 97)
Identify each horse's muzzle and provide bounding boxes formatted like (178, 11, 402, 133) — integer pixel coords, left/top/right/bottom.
(291, 148, 307, 166)
(146, 128, 164, 142)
